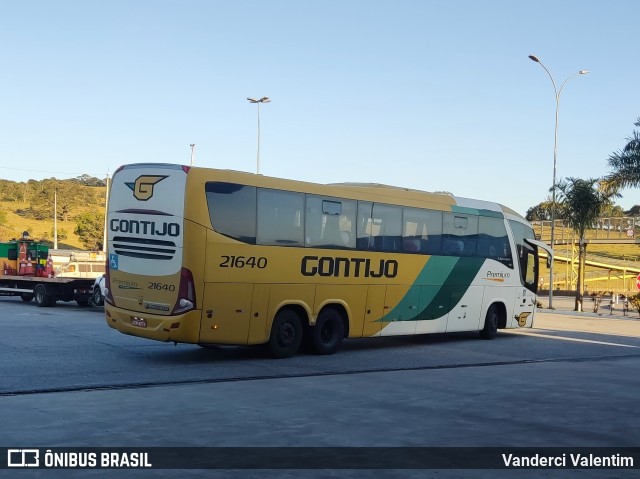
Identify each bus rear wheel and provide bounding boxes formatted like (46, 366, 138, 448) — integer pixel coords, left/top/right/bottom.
(21, 293, 34, 302)
(310, 308, 344, 355)
(268, 309, 303, 359)
(480, 304, 499, 340)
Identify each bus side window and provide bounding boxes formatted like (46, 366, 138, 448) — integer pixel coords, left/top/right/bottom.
(517, 245, 537, 291)
(257, 189, 304, 246)
(371, 204, 402, 252)
(478, 216, 512, 266)
(403, 207, 432, 254)
(356, 201, 373, 250)
(305, 196, 356, 249)
(443, 213, 477, 257)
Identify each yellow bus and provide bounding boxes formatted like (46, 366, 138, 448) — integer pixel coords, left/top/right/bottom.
(105, 163, 549, 357)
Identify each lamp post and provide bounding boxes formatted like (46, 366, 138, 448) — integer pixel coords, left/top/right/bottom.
(247, 97, 271, 174)
(529, 54, 589, 309)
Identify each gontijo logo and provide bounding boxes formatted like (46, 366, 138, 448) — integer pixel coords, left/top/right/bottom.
(517, 311, 531, 327)
(125, 175, 168, 201)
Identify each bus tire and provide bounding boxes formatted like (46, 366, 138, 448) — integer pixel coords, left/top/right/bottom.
(480, 304, 499, 340)
(34, 284, 56, 307)
(21, 293, 34, 302)
(268, 309, 303, 359)
(310, 308, 344, 355)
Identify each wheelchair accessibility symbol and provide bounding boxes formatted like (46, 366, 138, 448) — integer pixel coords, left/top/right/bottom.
(110, 254, 119, 270)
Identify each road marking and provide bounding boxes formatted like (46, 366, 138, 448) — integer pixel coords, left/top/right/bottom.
(505, 329, 640, 348)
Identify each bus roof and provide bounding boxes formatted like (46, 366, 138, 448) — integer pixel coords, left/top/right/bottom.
(116, 163, 528, 223)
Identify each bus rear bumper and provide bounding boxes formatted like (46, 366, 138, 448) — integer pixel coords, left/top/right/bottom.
(105, 304, 202, 343)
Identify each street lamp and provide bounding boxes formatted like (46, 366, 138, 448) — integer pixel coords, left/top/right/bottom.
(247, 96, 271, 174)
(529, 54, 589, 309)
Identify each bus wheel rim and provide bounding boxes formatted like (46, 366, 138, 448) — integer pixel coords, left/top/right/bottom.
(278, 322, 295, 346)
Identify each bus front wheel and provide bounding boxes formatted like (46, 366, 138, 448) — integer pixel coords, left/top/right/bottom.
(480, 304, 499, 340)
(310, 308, 344, 355)
(268, 309, 303, 359)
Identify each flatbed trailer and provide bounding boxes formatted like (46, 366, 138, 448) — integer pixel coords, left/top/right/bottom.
(0, 275, 95, 307)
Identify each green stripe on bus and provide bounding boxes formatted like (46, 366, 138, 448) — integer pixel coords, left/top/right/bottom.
(381, 256, 485, 323)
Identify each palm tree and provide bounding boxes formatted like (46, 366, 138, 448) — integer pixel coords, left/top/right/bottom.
(603, 118, 640, 192)
(555, 177, 618, 311)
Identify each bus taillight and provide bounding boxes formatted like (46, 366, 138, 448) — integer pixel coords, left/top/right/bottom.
(172, 267, 196, 314)
(104, 263, 114, 305)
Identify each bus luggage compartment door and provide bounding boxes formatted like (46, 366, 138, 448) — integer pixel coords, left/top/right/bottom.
(200, 283, 253, 344)
(446, 285, 484, 333)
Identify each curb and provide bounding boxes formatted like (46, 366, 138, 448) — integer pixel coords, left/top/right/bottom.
(536, 308, 640, 321)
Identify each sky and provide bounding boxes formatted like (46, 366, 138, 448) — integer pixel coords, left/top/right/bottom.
(1, 0, 639, 217)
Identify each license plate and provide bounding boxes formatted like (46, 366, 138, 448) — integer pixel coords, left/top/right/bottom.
(131, 317, 147, 328)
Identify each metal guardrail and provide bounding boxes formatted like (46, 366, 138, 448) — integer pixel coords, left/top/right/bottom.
(531, 217, 640, 243)
(536, 242, 640, 294)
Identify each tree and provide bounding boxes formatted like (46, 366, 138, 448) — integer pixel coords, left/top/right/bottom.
(555, 177, 618, 311)
(628, 293, 640, 318)
(524, 197, 569, 221)
(27, 179, 99, 221)
(526, 201, 552, 221)
(49, 227, 68, 241)
(603, 118, 640, 192)
(74, 211, 104, 250)
(600, 203, 625, 218)
(70, 174, 107, 187)
(625, 205, 640, 216)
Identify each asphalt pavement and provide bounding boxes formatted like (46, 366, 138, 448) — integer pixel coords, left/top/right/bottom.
(1, 295, 638, 479)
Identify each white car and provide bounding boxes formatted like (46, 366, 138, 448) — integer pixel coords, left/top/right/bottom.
(92, 274, 106, 306)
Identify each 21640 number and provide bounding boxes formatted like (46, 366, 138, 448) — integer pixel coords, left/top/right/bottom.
(219, 255, 268, 269)
(148, 282, 176, 291)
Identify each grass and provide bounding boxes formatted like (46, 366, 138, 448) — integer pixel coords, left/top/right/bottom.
(540, 242, 640, 293)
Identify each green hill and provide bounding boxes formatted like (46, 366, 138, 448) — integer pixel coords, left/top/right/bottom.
(0, 176, 106, 249)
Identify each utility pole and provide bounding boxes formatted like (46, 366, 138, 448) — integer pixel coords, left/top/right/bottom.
(528, 54, 589, 309)
(54, 189, 58, 249)
(103, 170, 110, 253)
